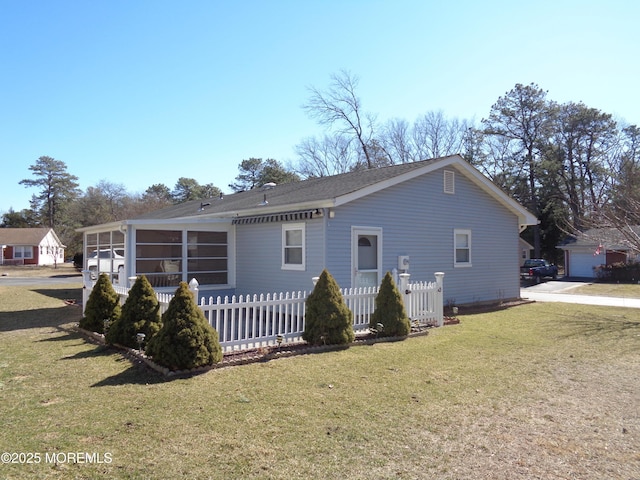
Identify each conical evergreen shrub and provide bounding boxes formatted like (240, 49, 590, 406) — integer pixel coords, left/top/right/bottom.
(370, 271, 410, 337)
(146, 282, 222, 370)
(106, 275, 161, 349)
(80, 273, 121, 334)
(303, 269, 354, 346)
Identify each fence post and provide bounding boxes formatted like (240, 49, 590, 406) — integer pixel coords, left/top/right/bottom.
(398, 272, 411, 318)
(81, 270, 92, 315)
(188, 278, 199, 301)
(434, 272, 445, 326)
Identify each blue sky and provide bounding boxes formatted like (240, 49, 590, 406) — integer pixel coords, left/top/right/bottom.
(1, 0, 638, 215)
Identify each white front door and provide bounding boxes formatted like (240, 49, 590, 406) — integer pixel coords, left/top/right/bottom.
(352, 227, 382, 288)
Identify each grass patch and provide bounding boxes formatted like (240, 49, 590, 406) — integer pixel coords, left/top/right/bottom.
(567, 282, 640, 298)
(0, 284, 639, 479)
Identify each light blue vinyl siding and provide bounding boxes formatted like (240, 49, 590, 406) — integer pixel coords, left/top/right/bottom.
(235, 218, 325, 295)
(234, 166, 522, 305)
(326, 167, 521, 304)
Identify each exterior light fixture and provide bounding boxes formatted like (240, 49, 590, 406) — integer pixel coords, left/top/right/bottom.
(136, 333, 146, 353)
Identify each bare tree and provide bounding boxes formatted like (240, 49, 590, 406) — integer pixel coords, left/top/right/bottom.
(303, 70, 376, 168)
(412, 111, 470, 160)
(295, 134, 356, 177)
(378, 118, 414, 164)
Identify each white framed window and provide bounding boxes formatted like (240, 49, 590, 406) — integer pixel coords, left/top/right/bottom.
(444, 170, 455, 194)
(454, 229, 472, 267)
(282, 223, 305, 271)
(14, 246, 33, 259)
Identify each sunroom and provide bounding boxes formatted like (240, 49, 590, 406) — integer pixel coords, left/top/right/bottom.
(79, 220, 235, 297)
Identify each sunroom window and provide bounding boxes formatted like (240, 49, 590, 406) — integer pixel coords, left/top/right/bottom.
(135, 229, 229, 287)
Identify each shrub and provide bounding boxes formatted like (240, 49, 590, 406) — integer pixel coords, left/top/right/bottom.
(80, 273, 121, 334)
(146, 282, 222, 370)
(370, 271, 410, 337)
(596, 261, 640, 283)
(303, 269, 354, 346)
(106, 275, 161, 349)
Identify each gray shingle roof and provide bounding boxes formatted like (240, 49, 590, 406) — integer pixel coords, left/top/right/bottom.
(559, 226, 640, 250)
(0, 228, 55, 245)
(134, 157, 450, 221)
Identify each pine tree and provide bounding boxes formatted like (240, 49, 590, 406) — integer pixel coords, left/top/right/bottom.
(80, 273, 121, 334)
(370, 272, 410, 337)
(146, 282, 222, 370)
(303, 269, 354, 346)
(106, 275, 161, 349)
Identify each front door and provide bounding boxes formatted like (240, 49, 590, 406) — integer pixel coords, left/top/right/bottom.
(352, 227, 382, 288)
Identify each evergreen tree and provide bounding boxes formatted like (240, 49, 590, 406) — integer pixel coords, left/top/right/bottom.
(106, 275, 161, 348)
(80, 273, 121, 334)
(146, 282, 222, 370)
(371, 272, 411, 337)
(303, 269, 354, 346)
(19, 156, 80, 228)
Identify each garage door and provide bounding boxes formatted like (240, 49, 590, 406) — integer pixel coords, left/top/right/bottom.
(569, 252, 602, 278)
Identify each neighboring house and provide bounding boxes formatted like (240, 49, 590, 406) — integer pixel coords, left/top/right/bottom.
(519, 238, 533, 263)
(78, 155, 538, 305)
(0, 228, 65, 266)
(558, 226, 640, 278)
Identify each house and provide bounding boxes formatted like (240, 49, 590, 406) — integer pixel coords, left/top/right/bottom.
(519, 238, 534, 263)
(0, 228, 65, 266)
(559, 226, 640, 278)
(78, 155, 538, 306)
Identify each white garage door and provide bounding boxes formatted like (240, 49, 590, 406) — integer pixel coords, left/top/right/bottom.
(570, 252, 602, 278)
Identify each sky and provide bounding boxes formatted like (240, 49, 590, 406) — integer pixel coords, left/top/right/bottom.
(1, 0, 638, 215)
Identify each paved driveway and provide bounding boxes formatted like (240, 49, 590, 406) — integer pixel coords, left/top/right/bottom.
(521, 280, 640, 309)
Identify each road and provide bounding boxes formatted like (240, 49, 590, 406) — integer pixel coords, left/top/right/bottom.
(0, 274, 82, 287)
(521, 280, 640, 309)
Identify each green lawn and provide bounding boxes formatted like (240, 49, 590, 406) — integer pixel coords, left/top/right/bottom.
(568, 281, 640, 298)
(1, 283, 639, 479)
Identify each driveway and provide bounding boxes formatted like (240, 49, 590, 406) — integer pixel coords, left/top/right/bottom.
(521, 280, 640, 309)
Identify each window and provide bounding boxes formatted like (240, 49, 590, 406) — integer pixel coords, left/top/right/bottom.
(85, 230, 126, 283)
(444, 170, 455, 194)
(187, 231, 228, 285)
(134, 229, 229, 288)
(282, 223, 305, 270)
(454, 229, 472, 267)
(136, 230, 183, 287)
(14, 246, 33, 259)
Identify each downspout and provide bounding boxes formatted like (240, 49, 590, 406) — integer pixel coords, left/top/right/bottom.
(322, 208, 329, 276)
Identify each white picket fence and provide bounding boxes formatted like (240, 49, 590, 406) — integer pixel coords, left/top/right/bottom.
(86, 272, 444, 353)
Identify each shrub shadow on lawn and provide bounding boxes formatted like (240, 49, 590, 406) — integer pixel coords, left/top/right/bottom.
(0, 305, 82, 333)
(91, 362, 170, 387)
(32, 286, 82, 303)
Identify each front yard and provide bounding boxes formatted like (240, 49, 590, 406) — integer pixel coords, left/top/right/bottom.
(0, 281, 638, 479)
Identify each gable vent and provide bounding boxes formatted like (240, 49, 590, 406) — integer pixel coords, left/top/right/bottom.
(444, 170, 455, 194)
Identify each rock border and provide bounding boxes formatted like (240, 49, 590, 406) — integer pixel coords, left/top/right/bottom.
(74, 324, 436, 378)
